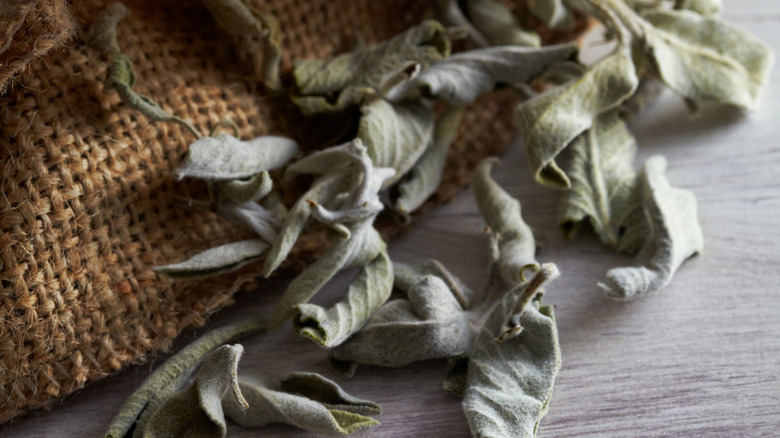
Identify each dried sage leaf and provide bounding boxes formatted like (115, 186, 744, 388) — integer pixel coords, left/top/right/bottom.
(216, 171, 273, 204)
(473, 157, 538, 287)
(514, 44, 638, 188)
(177, 133, 298, 181)
(88, 2, 129, 55)
(262, 170, 351, 276)
(637, 8, 773, 110)
(558, 110, 642, 251)
(268, 224, 386, 329)
(463, 267, 561, 438)
(103, 317, 265, 438)
(386, 43, 578, 105)
(529, 0, 576, 30)
(293, 20, 450, 114)
(675, 0, 722, 16)
(294, 248, 393, 348)
(357, 98, 435, 188)
(142, 345, 248, 438)
(259, 13, 283, 91)
(395, 105, 464, 214)
(435, 0, 491, 47)
(154, 239, 268, 279)
(217, 202, 279, 244)
(393, 258, 474, 309)
(223, 371, 380, 435)
(466, 0, 541, 47)
(329, 275, 473, 375)
(599, 155, 704, 300)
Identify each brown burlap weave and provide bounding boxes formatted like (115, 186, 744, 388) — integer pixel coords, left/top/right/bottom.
(0, 0, 585, 423)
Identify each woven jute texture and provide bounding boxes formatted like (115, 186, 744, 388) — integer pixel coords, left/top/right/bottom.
(0, 0, 585, 423)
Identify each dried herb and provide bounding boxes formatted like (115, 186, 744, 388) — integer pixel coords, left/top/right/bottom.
(154, 239, 268, 279)
(223, 371, 380, 435)
(216, 202, 279, 244)
(293, 20, 450, 114)
(216, 171, 273, 204)
(599, 155, 704, 300)
(393, 258, 474, 309)
(200, 0, 264, 36)
(103, 318, 265, 438)
(675, 0, 722, 16)
(177, 134, 298, 181)
(329, 274, 473, 376)
(386, 43, 578, 105)
(88, 2, 129, 56)
(515, 43, 638, 188)
(465, 0, 541, 47)
(529, 0, 576, 30)
(558, 110, 642, 251)
(473, 157, 539, 287)
(462, 266, 561, 438)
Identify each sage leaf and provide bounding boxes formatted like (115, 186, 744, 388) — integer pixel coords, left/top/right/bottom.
(294, 248, 393, 347)
(154, 239, 268, 279)
(514, 44, 638, 188)
(293, 20, 450, 114)
(268, 224, 386, 329)
(637, 8, 774, 110)
(435, 0, 491, 47)
(386, 43, 578, 105)
(395, 106, 464, 214)
(473, 157, 538, 287)
(329, 275, 473, 375)
(598, 155, 704, 300)
(217, 202, 279, 244)
(177, 133, 298, 181)
(262, 170, 350, 277)
(223, 372, 380, 435)
(88, 2, 129, 56)
(216, 171, 273, 204)
(259, 13, 283, 91)
(529, 0, 576, 30)
(463, 267, 561, 438)
(357, 98, 435, 188)
(393, 258, 474, 309)
(142, 345, 248, 438)
(466, 0, 541, 47)
(200, 0, 264, 36)
(103, 317, 265, 438)
(558, 110, 642, 251)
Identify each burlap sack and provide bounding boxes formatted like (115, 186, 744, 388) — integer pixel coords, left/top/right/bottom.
(0, 0, 585, 423)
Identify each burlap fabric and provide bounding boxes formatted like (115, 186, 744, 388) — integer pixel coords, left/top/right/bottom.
(0, 0, 585, 423)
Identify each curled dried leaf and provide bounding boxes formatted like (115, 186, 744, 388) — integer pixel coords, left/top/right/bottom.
(393, 258, 474, 309)
(466, 0, 541, 47)
(599, 155, 704, 300)
(216, 171, 273, 204)
(154, 239, 268, 279)
(472, 157, 538, 287)
(177, 133, 298, 181)
(217, 202, 279, 244)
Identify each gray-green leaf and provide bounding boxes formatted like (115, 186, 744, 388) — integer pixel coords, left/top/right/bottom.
(223, 372, 380, 435)
(675, 0, 722, 16)
(395, 105, 464, 214)
(177, 133, 298, 181)
(293, 20, 450, 114)
(142, 345, 248, 438)
(386, 43, 578, 104)
(472, 157, 538, 287)
(514, 44, 638, 188)
(393, 258, 474, 309)
(598, 155, 703, 300)
(529, 0, 576, 30)
(463, 284, 561, 438)
(217, 202, 279, 244)
(88, 2, 129, 55)
(466, 0, 541, 47)
(329, 275, 473, 375)
(637, 8, 773, 110)
(357, 98, 435, 188)
(154, 239, 268, 279)
(294, 248, 394, 348)
(216, 171, 273, 204)
(559, 110, 642, 251)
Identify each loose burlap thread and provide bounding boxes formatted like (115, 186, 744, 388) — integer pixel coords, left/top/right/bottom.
(0, 0, 584, 423)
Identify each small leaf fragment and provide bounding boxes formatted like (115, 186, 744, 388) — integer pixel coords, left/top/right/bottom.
(466, 0, 541, 47)
(472, 157, 538, 287)
(599, 155, 704, 300)
(515, 44, 638, 188)
(154, 239, 268, 279)
(177, 133, 298, 181)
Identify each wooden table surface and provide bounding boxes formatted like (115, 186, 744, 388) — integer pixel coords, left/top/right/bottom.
(4, 2, 780, 437)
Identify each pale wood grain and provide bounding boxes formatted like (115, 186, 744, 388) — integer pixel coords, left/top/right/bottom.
(3, 2, 779, 437)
